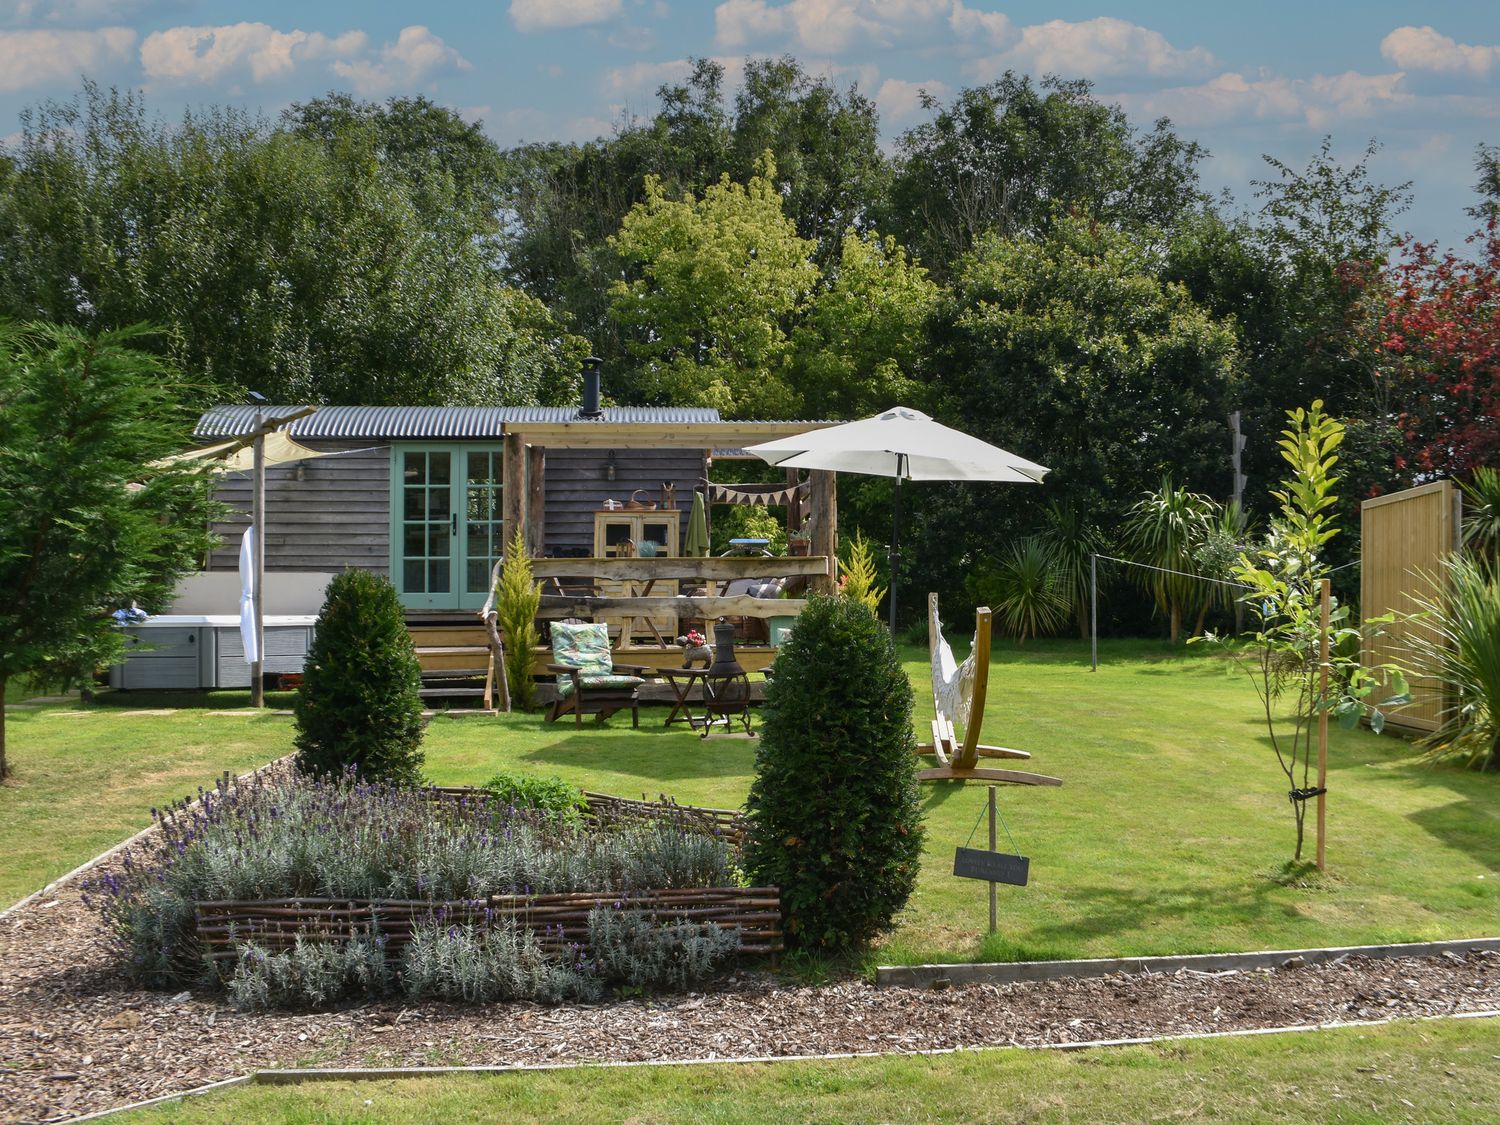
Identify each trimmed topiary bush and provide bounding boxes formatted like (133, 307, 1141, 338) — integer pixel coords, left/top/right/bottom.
(294, 569, 425, 786)
(744, 593, 924, 952)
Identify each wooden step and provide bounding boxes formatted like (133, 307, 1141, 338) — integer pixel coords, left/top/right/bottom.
(409, 627, 490, 647)
(415, 645, 491, 656)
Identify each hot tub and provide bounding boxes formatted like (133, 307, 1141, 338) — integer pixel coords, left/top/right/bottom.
(108, 615, 318, 690)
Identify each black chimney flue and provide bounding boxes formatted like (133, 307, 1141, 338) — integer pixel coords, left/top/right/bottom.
(578, 356, 603, 419)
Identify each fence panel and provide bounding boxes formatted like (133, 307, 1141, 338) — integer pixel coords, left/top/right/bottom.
(1361, 480, 1461, 733)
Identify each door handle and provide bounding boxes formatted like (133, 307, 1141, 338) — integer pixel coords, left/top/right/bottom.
(452, 513, 458, 535)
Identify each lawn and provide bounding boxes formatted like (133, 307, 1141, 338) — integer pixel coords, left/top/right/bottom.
(115, 1017, 1500, 1124)
(0, 691, 297, 904)
(3, 639, 1498, 967)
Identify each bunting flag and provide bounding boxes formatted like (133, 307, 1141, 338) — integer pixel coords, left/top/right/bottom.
(707, 480, 809, 507)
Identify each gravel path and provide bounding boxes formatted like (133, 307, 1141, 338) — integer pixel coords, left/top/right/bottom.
(4, 882, 1499, 1124)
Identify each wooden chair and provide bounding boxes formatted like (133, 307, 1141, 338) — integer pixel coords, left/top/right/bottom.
(546, 621, 653, 728)
(917, 592, 1062, 787)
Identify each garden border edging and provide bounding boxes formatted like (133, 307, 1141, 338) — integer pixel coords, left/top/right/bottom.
(875, 935, 1500, 988)
(66, 1008, 1500, 1123)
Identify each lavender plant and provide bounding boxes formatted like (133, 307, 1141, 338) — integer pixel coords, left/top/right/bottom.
(86, 769, 741, 989)
(399, 922, 601, 1004)
(586, 907, 741, 990)
(226, 933, 391, 1011)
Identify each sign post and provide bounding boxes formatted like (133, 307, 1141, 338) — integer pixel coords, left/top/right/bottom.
(952, 786, 1030, 935)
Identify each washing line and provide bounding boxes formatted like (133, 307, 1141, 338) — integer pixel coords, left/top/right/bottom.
(1087, 552, 1363, 672)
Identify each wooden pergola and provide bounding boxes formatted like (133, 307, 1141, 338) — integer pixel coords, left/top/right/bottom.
(497, 419, 839, 593)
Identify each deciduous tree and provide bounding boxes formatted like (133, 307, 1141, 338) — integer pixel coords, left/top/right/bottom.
(1378, 219, 1500, 478)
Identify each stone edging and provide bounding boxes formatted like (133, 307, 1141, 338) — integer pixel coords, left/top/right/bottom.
(875, 936, 1500, 988)
(67, 1008, 1500, 1122)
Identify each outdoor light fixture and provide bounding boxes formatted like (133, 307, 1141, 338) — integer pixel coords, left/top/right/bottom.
(606, 450, 617, 481)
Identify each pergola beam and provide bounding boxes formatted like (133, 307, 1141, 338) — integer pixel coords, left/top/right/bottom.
(503, 421, 832, 450)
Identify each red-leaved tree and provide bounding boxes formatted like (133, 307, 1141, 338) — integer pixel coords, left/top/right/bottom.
(1378, 218, 1500, 477)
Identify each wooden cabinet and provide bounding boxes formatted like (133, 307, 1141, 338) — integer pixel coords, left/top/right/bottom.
(592, 510, 680, 644)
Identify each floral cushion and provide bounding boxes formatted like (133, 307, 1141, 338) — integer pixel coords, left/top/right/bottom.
(551, 621, 615, 690)
(557, 673, 646, 699)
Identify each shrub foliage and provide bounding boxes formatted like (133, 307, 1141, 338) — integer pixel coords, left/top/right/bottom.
(744, 594, 924, 951)
(294, 569, 426, 786)
(495, 527, 542, 710)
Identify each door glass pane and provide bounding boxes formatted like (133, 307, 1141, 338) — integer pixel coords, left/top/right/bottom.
(399, 450, 453, 597)
(462, 449, 505, 594)
(642, 521, 670, 548)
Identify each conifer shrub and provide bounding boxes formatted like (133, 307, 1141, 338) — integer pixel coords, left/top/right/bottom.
(496, 527, 542, 710)
(744, 594, 924, 952)
(294, 569, 425, 786)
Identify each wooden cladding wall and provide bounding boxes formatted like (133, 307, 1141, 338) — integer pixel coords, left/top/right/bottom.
(541, 448, 707, 556)
(1361, 480, 1462, 732)
(206, 441, 390, 575)
(204, 442, 708, 573)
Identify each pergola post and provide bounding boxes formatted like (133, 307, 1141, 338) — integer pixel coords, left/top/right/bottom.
(503, 432, 526, 551)
(526, 445, 546, 557)
(808, 470, 837, 595)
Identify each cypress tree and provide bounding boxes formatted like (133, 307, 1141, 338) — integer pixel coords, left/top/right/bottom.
(294, 569, 425, 786)
(744, 594, 925, 952)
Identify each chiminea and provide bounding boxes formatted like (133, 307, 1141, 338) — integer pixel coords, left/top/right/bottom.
(701, 620, 753, 737)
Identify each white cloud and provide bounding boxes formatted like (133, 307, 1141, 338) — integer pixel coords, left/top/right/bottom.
(1381, 25, 1498, 79)
(603, 57, 695, 98)
(331, 26, 469, 95)
(948, 0, 1010, 43)
(139, 23, 466, 93)
(969, 16, 1214, 82)
(492, 106, 614, 144)
(0, 26, 133, 92)
(874, 76, 947, 120)
(509, 0, 623, 33)
(1122, 70, 1411, 130)
(140, 22, 365, 84)
(715, 0, 949, 53)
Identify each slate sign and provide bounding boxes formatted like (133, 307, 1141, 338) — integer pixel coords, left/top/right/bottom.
(953, 847, 1030, 886)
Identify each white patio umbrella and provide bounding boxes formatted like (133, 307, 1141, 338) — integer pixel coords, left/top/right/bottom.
(238, 525, 259, 666)
(746, 406, 1049, 629)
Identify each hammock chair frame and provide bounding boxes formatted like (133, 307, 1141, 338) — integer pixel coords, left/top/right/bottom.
(917, 592, 1062, 786)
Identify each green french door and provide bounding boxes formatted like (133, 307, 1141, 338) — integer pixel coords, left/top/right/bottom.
(391, 445, 505, 610)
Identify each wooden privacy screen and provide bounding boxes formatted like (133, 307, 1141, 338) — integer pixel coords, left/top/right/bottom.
(1361, 480, 1462, 733)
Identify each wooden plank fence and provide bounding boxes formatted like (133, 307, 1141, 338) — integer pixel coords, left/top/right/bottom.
(1361, 481, 1462, 733)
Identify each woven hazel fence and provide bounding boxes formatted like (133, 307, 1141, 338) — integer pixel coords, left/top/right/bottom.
(194, 887, 783, 961)
(424, 785, 749, 847)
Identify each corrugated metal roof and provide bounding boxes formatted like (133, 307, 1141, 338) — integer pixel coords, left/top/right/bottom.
(195, 404, 723, 440)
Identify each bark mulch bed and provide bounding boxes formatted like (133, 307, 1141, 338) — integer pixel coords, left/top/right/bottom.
(4, 884, 1499, 1124)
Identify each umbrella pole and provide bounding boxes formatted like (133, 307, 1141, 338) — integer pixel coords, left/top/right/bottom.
(889, 459, 904, 631)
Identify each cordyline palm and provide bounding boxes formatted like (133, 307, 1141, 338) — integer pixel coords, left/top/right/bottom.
(1124, 478, 1217, 643)
(1037, 500, 1105, 640)
(1460, 467, 1500, 561)
(986, 537, 1069, 644)
(1408, 553, 1500, 771)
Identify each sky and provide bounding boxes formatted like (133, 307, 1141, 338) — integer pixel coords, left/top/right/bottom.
(1, 1, 1499, 251)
